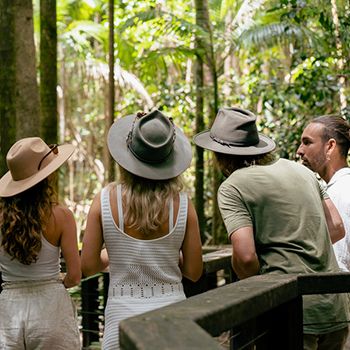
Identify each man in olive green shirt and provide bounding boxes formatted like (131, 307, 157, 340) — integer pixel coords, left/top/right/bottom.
(194, 107, 348, 349)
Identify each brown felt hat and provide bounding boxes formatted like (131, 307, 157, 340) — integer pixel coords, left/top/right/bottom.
(107, 109, 192, 180)
(0, 137, 75, 197)
(193, 107, 276, 155)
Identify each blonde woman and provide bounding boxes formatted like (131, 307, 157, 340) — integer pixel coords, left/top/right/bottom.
(0, 137, 81, 349)
(81, 110, 203, 350)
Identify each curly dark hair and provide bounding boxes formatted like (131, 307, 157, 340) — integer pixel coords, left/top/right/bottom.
(0, 177, 56, 265)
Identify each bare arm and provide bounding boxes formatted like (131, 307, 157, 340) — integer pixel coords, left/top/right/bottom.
(322, 198, 345, 243)
(230, 226, 260, 280)
(58, 207, 81, 288)
(81, 193, 109, 277)
(180, 197, 203, 282)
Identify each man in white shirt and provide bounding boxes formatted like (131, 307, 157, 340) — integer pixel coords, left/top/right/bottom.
(298, 115, 350, 349)
(297, 115, 350, 271)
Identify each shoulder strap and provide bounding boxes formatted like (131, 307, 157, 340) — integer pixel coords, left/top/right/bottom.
(100, 186, 109, 233)
(175, 192, 188, 232)
(179, 192, 188, 214)
(169, 198, 174, 232)
(116, 184, 124, 232)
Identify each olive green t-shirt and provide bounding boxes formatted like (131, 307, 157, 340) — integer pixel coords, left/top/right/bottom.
(218, 158, 348, 334)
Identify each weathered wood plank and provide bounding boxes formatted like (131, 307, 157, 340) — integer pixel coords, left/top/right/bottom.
(120, 318, 223, 350)
(120, 274, 301, 349)
(298, 272, 350, 294)
(120, 272, 350, 349)
(203, 247, 232, 274)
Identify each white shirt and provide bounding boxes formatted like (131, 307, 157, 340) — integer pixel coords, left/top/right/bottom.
(327, 167, 350, 271)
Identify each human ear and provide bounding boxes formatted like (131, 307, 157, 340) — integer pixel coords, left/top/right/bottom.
(326, 138, 336, 159)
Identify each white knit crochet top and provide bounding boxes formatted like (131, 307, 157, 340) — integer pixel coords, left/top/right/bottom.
(101, 185, 187, 299)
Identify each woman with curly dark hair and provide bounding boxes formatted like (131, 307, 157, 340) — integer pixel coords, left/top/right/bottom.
(0, 137, 81, 349)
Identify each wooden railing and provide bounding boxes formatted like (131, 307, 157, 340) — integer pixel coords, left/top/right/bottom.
(3, 247, 350, 349)
(118, 264, 350, 349)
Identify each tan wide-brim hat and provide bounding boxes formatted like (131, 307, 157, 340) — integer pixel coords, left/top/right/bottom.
(108, 110, 192, 180)
(194, 107, 276, 155)
(0, 137, 75, 197)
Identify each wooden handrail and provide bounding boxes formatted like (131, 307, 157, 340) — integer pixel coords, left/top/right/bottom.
(3, 247, 350, 349)
(120, 273, 303, 349)
(119, 264, 350, 350)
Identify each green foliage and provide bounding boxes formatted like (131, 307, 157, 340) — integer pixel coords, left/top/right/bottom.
(239, 22, 320, 49)
(31, 0, 350, 243)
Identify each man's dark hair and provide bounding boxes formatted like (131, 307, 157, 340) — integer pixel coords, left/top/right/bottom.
(312, 115, 350, 158)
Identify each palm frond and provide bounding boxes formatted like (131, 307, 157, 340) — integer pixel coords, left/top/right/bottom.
(118, 9, 208, 41)
(238, 22, 323, 49)
(219, 0, 242, 18)
(116, 69, 154, 109)
(141, 45, 197, 64)
(232, 0, 266, 37)
(117, 9, 160, 32)
(83, 58, 154, 108)
(63, 20, 108, 44)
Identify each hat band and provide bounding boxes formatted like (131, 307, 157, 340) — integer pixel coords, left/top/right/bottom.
(38, 144, 59, 170)
(127, 143, 173, 164)
(210, 135, 259, 147)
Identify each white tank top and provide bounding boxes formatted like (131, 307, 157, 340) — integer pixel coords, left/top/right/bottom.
(101, 185, 187, 299)
(0, 235, 60, 281)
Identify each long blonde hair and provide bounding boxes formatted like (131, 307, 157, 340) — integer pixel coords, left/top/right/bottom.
(118, 166, 183, 235)
(0, 178, 56, 265)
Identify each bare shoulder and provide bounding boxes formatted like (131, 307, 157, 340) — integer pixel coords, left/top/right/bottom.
(44, 205, 76, 246)
(52, 204, 75, 224)
(186, 195, 197, 214)
(53, 204, 73, 216)
(88, 192, 102, 212)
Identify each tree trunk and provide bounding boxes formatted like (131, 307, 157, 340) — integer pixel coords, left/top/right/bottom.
(0, 0, 16, 175)
(14, 0, 40, 139)
(206, 20, 223, 246)
(194, 59, 205, 242)
(194, 1, 206, 242)
(194, 0, 223, 244)
(40, 0, 57, 144)
(106, 0, 115, 184)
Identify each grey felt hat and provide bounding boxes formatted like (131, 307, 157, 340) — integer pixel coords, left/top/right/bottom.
(107, 109, 192, 180)
(193, 107, 276, 155)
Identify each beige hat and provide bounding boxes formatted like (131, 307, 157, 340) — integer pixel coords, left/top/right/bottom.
(0, 137, 75, 197)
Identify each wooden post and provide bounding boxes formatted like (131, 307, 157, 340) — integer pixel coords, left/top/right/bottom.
(103, 272, 109, 310)
(81, 276, 100, 347)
